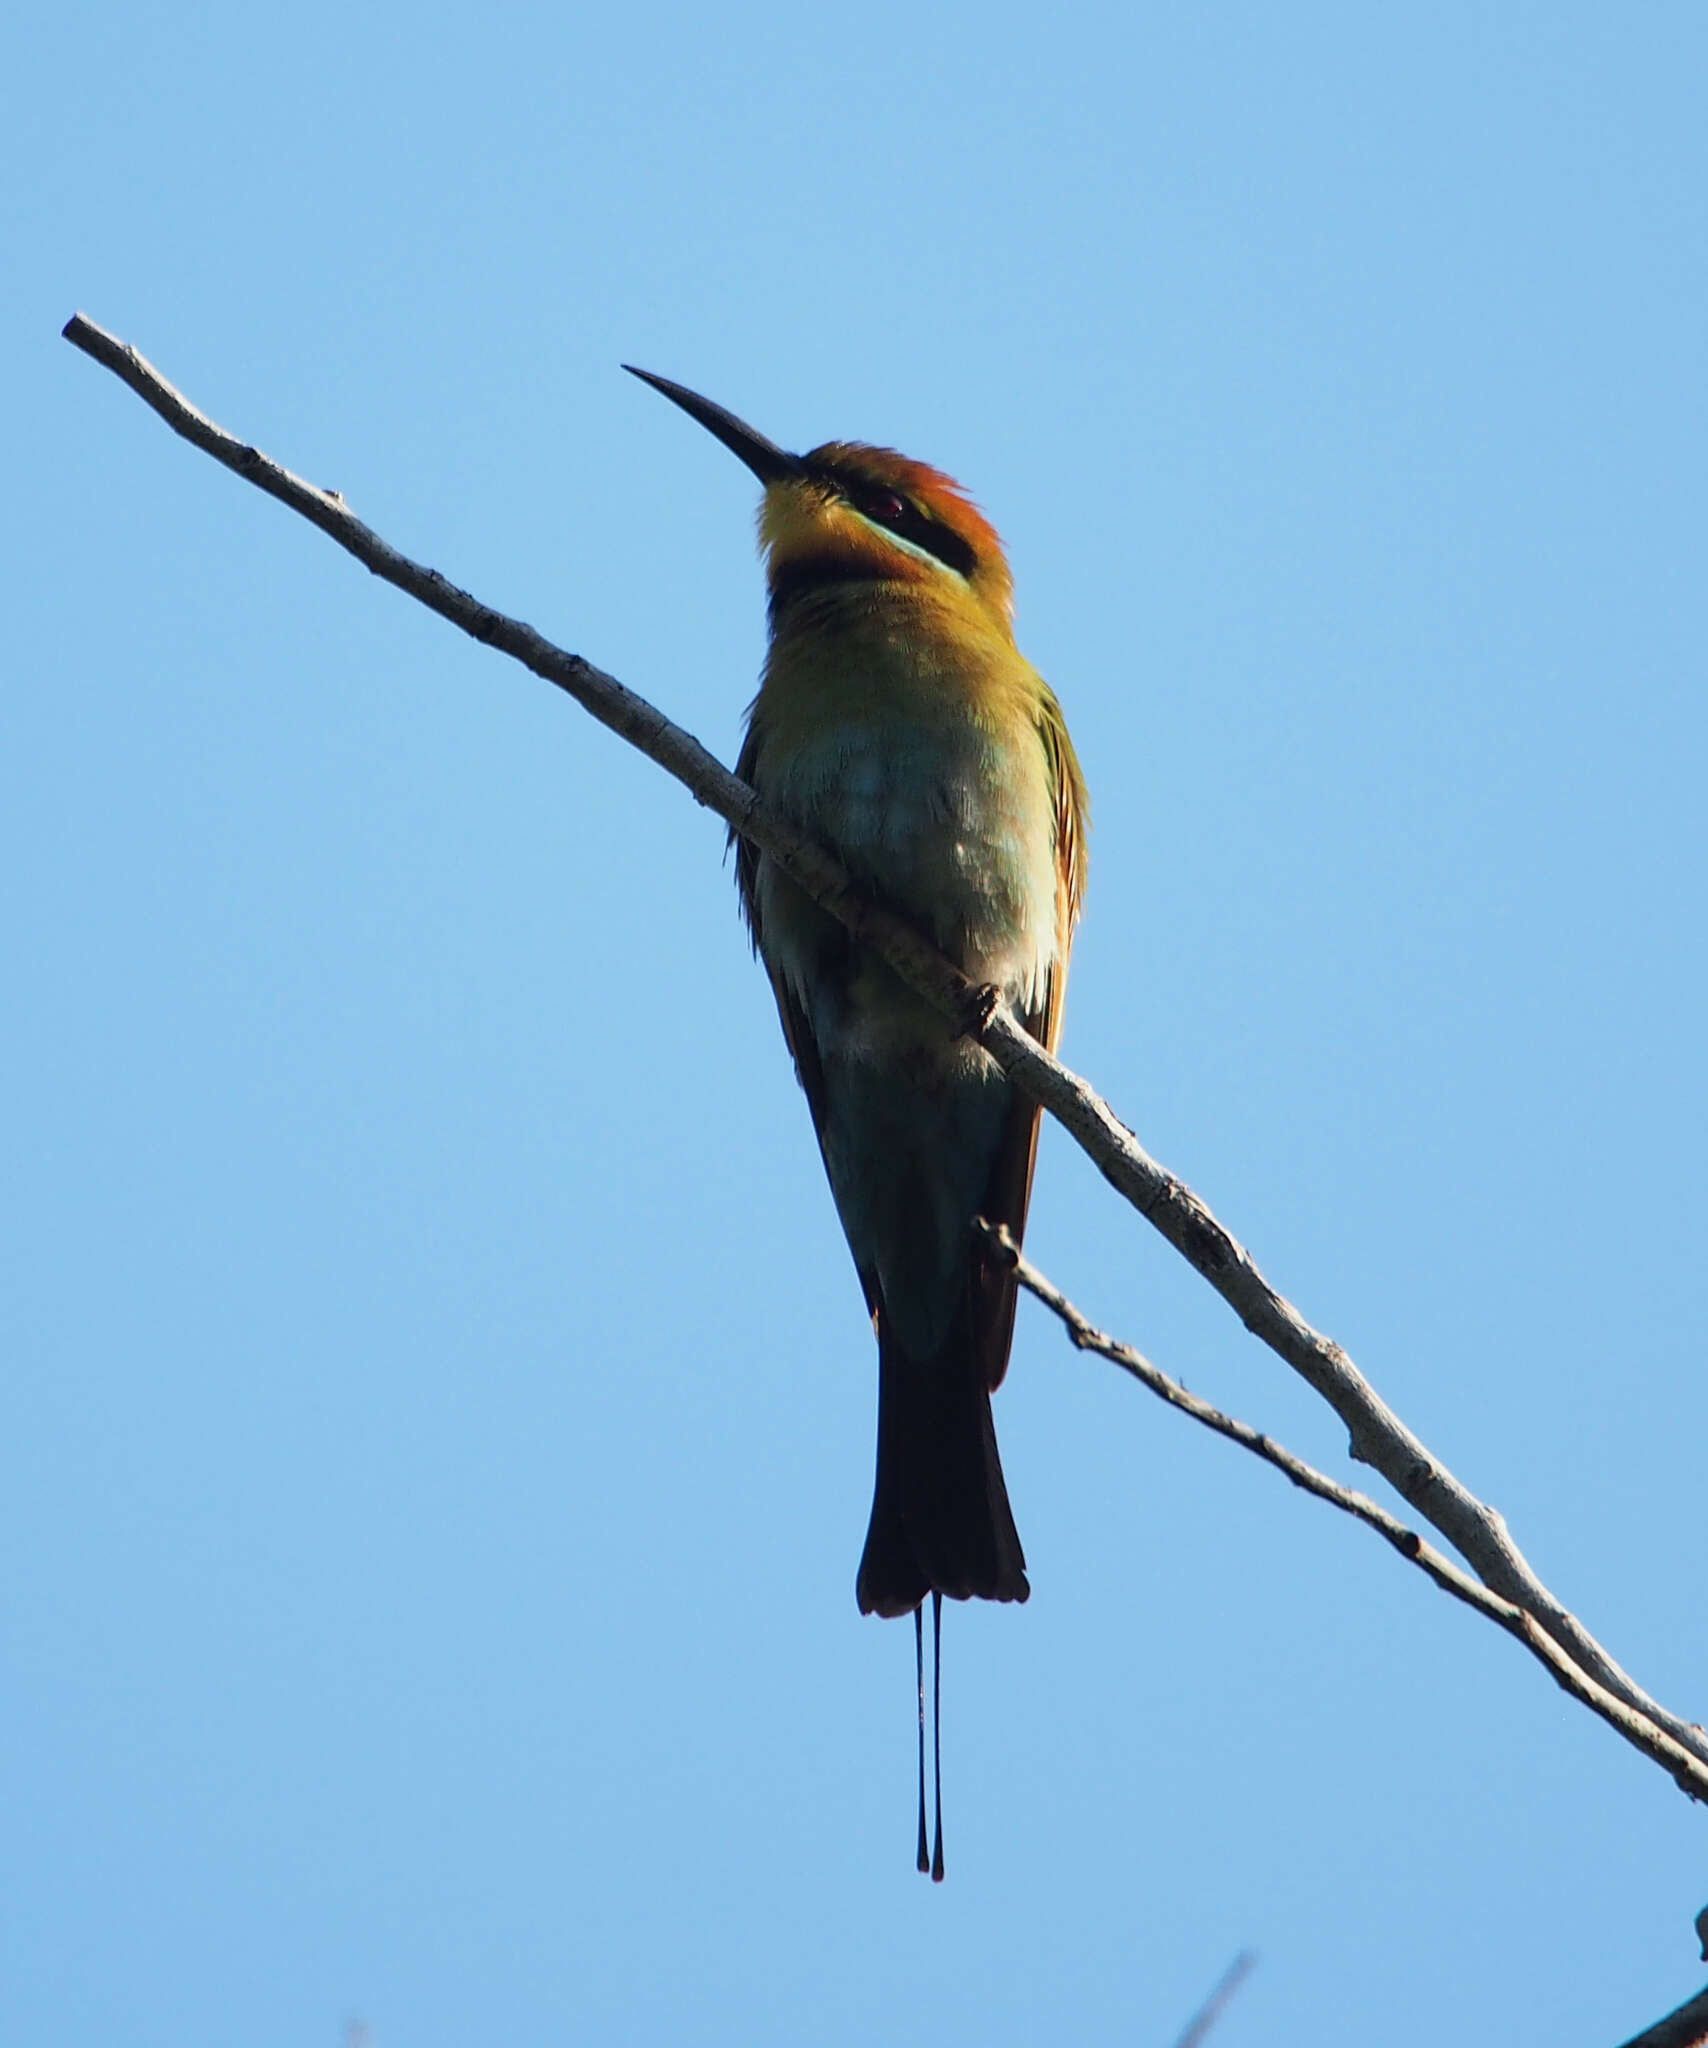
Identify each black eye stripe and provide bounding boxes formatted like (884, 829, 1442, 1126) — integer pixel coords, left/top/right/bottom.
(806, 461, 979, 579)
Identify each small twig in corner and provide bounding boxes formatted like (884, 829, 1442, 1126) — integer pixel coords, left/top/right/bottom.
(1169, 1950, 1256, 2048)
(1615, 1981, 1708, 2048)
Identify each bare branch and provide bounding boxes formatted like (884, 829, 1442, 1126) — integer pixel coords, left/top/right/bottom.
(1169, 1950, 1256, 2048)
(62, 313, 1708, 1801)
(1616, 1983, 1708, 2048)
(980, 1222, 1708, 1800)
(57, 315, 978, 1034)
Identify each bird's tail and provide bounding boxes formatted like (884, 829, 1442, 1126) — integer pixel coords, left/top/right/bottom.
(855, 1301, 1030, 1619)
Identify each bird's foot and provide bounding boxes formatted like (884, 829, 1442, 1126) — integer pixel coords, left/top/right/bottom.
(957, 981, 1001, 1041)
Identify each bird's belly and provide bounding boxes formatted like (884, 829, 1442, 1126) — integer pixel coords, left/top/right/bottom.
(756, 718, 1059, 1035)
(754, 716, 1058, 1355)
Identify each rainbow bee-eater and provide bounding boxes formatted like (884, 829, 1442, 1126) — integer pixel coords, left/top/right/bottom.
(627, 369, 1088, 1876)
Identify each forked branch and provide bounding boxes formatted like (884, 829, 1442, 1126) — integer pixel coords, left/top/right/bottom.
(61, 314, 1708, 1819)
(977, 1221, 1708, 1798)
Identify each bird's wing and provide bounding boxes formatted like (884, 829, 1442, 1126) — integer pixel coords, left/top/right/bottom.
(971, 688, 1089, 1390)
(733, 724, 881, 1323)
(735, 698, 1089, 1361)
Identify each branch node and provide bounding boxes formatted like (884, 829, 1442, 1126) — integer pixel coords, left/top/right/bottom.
(975, 1216, 1019, 1270)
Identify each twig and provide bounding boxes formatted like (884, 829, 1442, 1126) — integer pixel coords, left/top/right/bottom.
(61, 312, 1708, 1803)
(1170, 1950, 1256, 2048)
(1616, 1983, 1708, 2048)
(978, 1222, 1708, 1799)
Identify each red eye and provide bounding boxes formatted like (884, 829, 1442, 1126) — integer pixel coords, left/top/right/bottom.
(857, 488, 907, 526)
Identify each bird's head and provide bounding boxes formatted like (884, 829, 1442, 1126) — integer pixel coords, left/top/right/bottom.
(624, 367, 1014, 631)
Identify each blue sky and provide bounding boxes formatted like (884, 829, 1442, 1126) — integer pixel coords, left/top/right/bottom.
(6, 4, 1707, 2043)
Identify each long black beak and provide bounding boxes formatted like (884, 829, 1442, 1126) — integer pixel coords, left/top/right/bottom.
(623, 366, 806, 485)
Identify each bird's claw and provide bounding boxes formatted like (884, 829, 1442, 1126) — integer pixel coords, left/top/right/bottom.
(958, 982, 1001, 1041)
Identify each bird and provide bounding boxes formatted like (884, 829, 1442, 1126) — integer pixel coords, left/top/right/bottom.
(625, 368, 1088, 1877)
